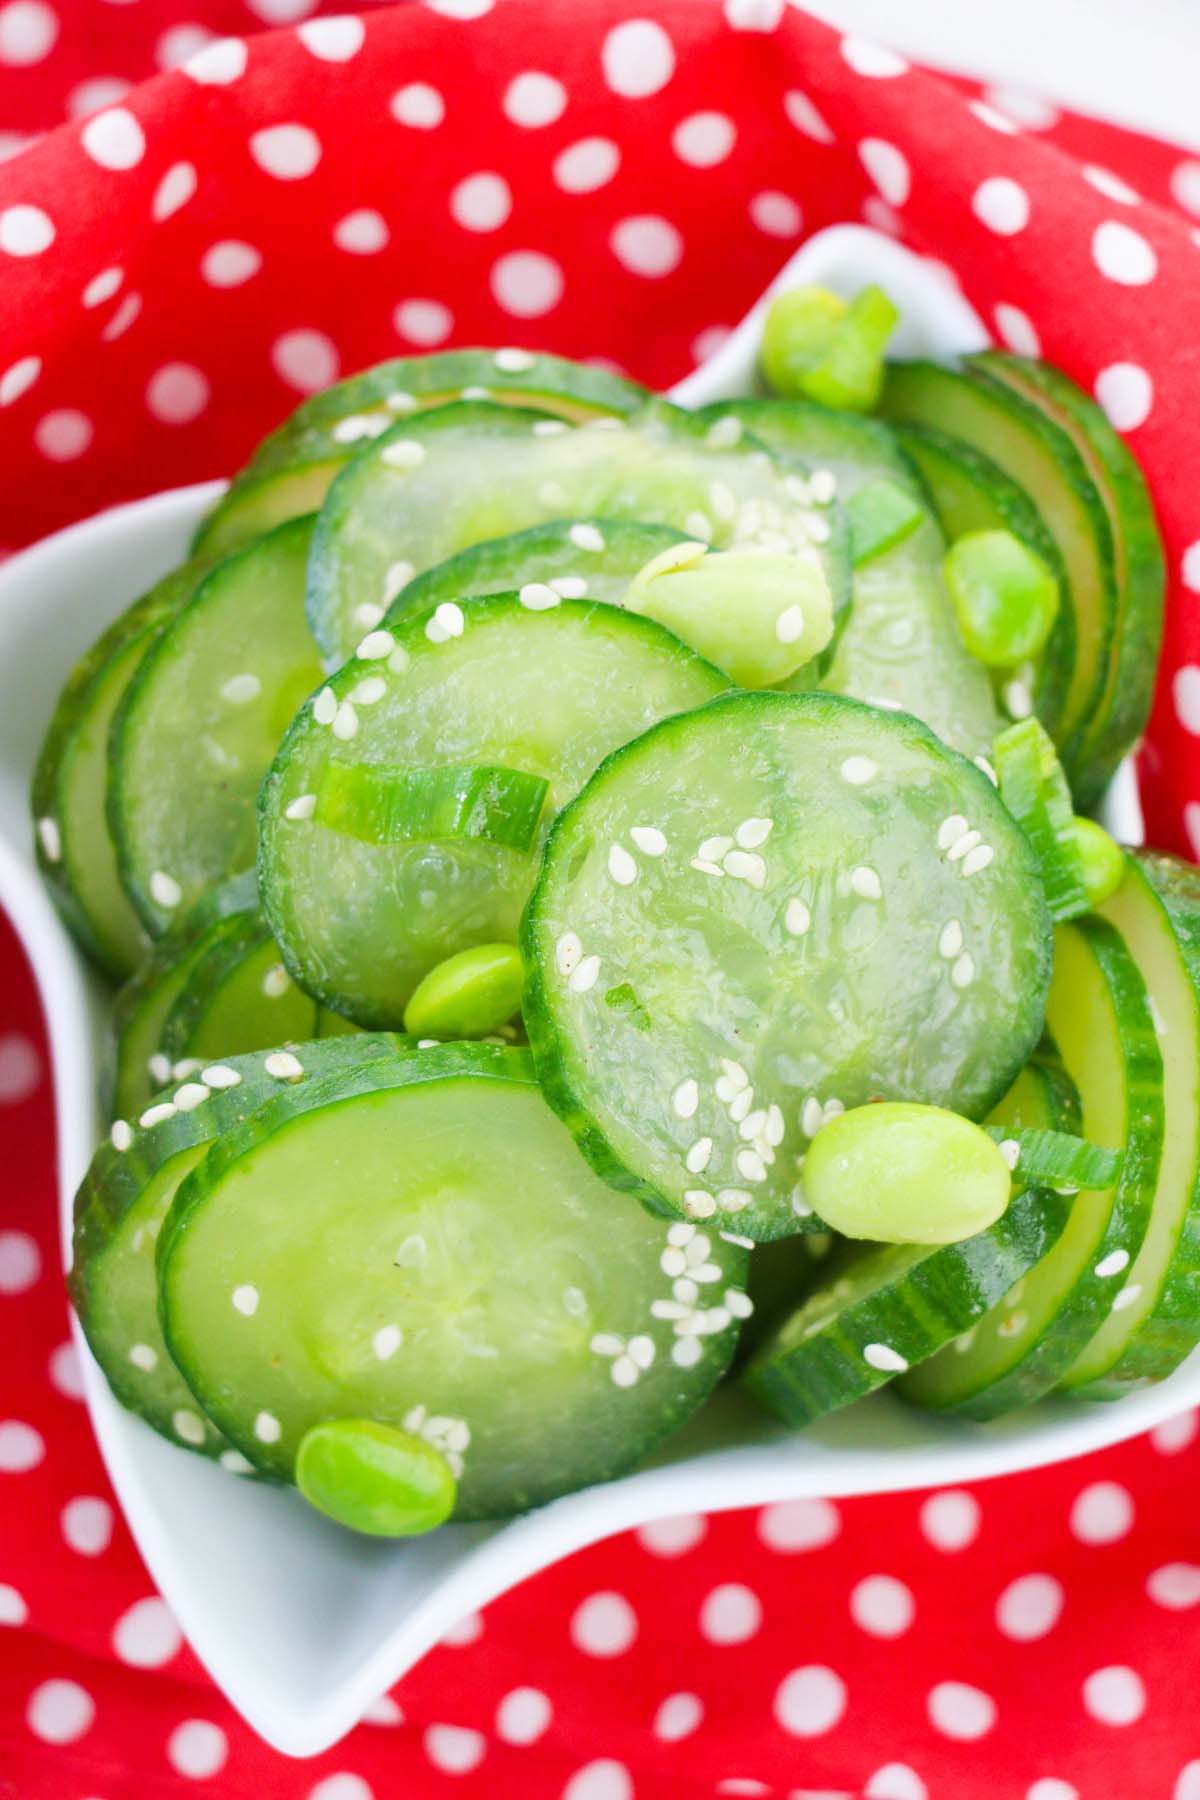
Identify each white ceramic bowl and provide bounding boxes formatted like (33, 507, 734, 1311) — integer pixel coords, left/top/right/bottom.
(1, 226, 1190, 1758)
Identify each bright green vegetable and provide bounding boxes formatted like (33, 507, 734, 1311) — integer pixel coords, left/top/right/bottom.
(994, 717, 1089, 921)
(314, 763, 550, 853)
(943, 530, 1060, 668)
(845, 477, 924, 566)
(295, 1419, 457, 1536)
(625, 543, 834, 687)
(1071, 816, 1126, 908)
(403, 943, 524, 1040)
(803, 1102, 1012, 1245)
(761, 284, 899, 412)
(984, 1125, 1121, 1192)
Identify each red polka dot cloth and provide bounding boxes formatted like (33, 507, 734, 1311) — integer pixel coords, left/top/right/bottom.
(2, 3, 1200, 1795)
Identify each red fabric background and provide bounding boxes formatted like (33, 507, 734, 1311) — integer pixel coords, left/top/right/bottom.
(2, 3, 1200, 1795)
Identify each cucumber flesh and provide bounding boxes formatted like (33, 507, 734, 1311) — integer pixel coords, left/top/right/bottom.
(259, 595, 731, 1028)
(110, 516, 323, 934)
(522, 690, 1052, 1241)
(157, 1043, 749, 1518)
(161, 914, 318, 1066)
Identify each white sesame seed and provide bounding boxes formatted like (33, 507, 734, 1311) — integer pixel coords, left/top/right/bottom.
(729, 1086, 754, 1123)
(232, 1284, 259, 1316)
(519, 581, 561, 611)
(333, 412, 389, 444)
(672, 1078, 700, 1119)
(725, 1288, 754, 1319)
(684, 510, 713, 542)
(672, 1336, 704, 1368)
(709, 479, 738, 522)
(660, 1248, 687, 1279)
(36, 816, 62, 862)
(395, 1234, 427, 1267)
(568, 523, 606, 552)
(417, 1038, 441, 1049)
(381, 438, 426, 470)
(220, 672, 261, 705)
(445, 1419, 470, 1453)
(331, 700, 359, 740)
(736, 1149, 768, 1183)
(1112, 1282, 1143, 1313)
(720, 1232, 755, 1250)
(822, 1097, 844, 1124)
(532, 418, 568, 437)
(784, 473, 812, 504)
(264, 1051, 303, 1081)
(997, 1138, 1021, 1171)
(809, 468, 838, 504)
(689, 855, 725, 878)
(775, 604, 806, 645)
(1096, 1249, 1130, 1279)
(372, 1324, 402, 1361)
(261, 964, 290, 999)
(850, 865, 882, 900)
(735, 817, 773, 850)
(174, 1409, 205, 1445)
(684, 1190, 717, 1219)
(738, 1107, 767, 1142)
(461, 385, 490, 401)
(997, 1311, 1028, 1338)
(724, 850, 766, 888)
(555, 932, 582, 976)
(705, 413, 743, 449)
(611, 1354, 639, 1387)
(863, 1342, 908, 1372)
(765, 1105, 785, 1147)
(717, 1188, 753, 1212)
(495, 347, 536, 372)
(201, 1064, 241, 1090)
(962, 844, 995, 878)
(1004, 679, 1033, 720)
(128, 1343, 157, 1371)
(590, 1332, 623, 1356)
(718, 1058, 748, 1089)
(149, 870, 182, 910)
(404, 1404, 427, 1433)
(840, 756, 878, 786)
(628, 1334, 655, 1368)
(357, 628, 396, 660)
(802, 1096, 824, 1138)
(946, 828, 983, 863)
(110, 1119, 133, 1152)
(937, 814, 969, 851)
(569, 953, 601, 993)
(173, 1081, 211, 1112)
(313, 686, 338, 724)
(254, 1411, 282, 1444)
(220, 1450, 254, 1474)
(631, 826, 667, 856)
(608, 844, 638, 886)
(139, 1101, 177, 1128)
(951, 952, 976, 990)
(791, 1185, 813, 1218)
(384, 559, 415, 601)
(172, 1060, 202, 1081)
(939, 919, 964, 959)
(685, 1233, 711, 1265)
(785, 897, 811, 937)
(285, 793, 317, 821)
(386, 389, 417, 412)
(550, 575, 588, 598)
(351, 676, 387, 707)
(686, 1136, 713, 1173)
(426, 601, 465, 643)
(667, 1221, 697, 1246)
(974, 755, 999, 786)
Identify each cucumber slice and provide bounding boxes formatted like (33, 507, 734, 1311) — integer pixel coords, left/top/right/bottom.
(196, 351, 649, 562)
(523, 690, 1052, 1241)
(160, 912, 318, 1065)
(900, 917, 1163, 1416)
(880, 361, 1116, 799)
(73, 1034, 399, 1462)
(994, 718, 1090, 920)
(259, 595, 731, 1027)
(741, 1185, 1069, 1427)
(308, 397, 849, 664)
(701, 398, 998, 758)
(109, 516, 323, 935)
(1062, 853, 1200, 1392)
(969, 352, 1165, 800)
(157, 1042, 749, 1517)
(735, 1232, 834, 1365)
(895, 422, 1073, 736)
(32, 564, 203, 977)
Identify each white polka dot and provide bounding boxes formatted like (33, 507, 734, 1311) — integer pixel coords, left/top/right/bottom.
(67, 76, 129, 117)
(35, 410, 91, 461)
(246, 0, 317, 18)
(637, 1512, 706, 1556)
(1176, 1764, 1200, 1800)
(969, 99, 1020, 135)
(973, 176, 1030, 235)
(601, 19, 675, 98)
(1175, 666, 1200, 734)
(1083, 164, 1139, 205)
(80, 107, 144, 171)
(424, 1724, 485, 1774)
(27, 1678, 95, 1744)
(920, 1489, 980, 1551)
(440, 1611, 483, 1646)
(83, 265, 122, 307)
(850, 1574, 914, 1638)
(152, 161, 197, 221)
(862, 195, 901, 237)
(571, 1590, 638, 1657)
(424, 0, 492, 15)
(1082, 1664, 1145, 1726)
(101, 291, 141, 342)
(553, 137, 620, 193)
(156, 25, 214, 70)
(996, 1573, 1064, 1641)
(0, 1, 57, 65)
(927, 1680, 996, 1740)
(611, 214, 682, 277)
(865, 1767, 928, 1800)
(168, 1719, 229, 1778)
(334, 210, 388, 254)
(563, 1761, 634, 1800)
(1070, 1480, 1134, 1544)
(982, 85, 1059, 130)
(504, 71, 566, 127)
(758, 1497, 840, 1552)
(146, 363, 209, 425)
(182, 37, 246, 84)
(250, 123, 321, 180)
(307, 1777, 374, 1800)
(297, 15, 364, 60)
(362, 1697, 402, 1728)
(749, 190, 802, 237)
(993, 303, 1041, 357)
(0, 130, 32, 161)
(48, 1340, 84, 1399)
(1026, 1783, 1078, 1800)
(699, 1582, 762, 1644)
(61, 1495, 114, 1554)
(692, 325, 730, 364)
(653, 1691, 703, 1741)
(1171, 160, 1200, 217)
(774, 1664, 847, 1737)
(1147, 1563, 1200, 1610)
(860, 138, 911, 207)
(201, 240, 261, 287)
(0, 1229, 39, 1292)
(394, 298, 453, 346)
(495, 1686, 552, 1745)
(1183, 550, 1200, 597)
(491, 250, 563, 318)
(0, 1581, 27, 1624)
(0, 203, 53, 255)
(783, 88, 834, 144)
(113, 1596, 182, 1667)
(391, 82, 443, 128)
(840, 35, 908, 77)
(672, 111, 736, 167)
(1188, 805, 1200, 861)
(1094, 362, 1152, 432)
(450, 171, 512, 233)
(272, 330, 338, 393)
(724, 0, 784, 26)
(0, 356, 40, 406)
(1093, 221, 1157, 285)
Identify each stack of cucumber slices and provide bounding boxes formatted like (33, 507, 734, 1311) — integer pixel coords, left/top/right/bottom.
(37, 288, 1187, 1540)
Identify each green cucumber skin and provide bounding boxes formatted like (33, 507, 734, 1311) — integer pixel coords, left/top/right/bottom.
(969, 352, 1165, 806)
(895, 421, 1073, 739)
(742, 1186, 1069, 1428)
(158, 914, 318, 1065)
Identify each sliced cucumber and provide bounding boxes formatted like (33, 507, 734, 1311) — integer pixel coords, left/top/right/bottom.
(742, 1185, 1068, 1427)
(32, 564, 203, 977)
(1063, 853, 1200, 1393)
(900, 918, 1163, 1416)
(895, 422, 1073, 736)
(157, 1042, 748, 1517)
(309, 397, 849, 664)
(109, 516, 323, 935)
(259, 595, 731, 1027)
(523, 690, 1052, 1241)
(160, 912, 318, 1065)
(969, 352, 1165, 800)
(701, 398, 998, 758)
(196, 351, 649, 563)
(73, 1034, 399, 1462)
(880, 361, 1116, 799)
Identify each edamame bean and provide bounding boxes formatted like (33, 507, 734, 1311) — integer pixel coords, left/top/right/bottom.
(943, 530, 1060, 668)
(1069, 817, 1126, 907)
(626, 543, 833, 687)
(803, 1102, 1012, 1244)
(761, 283, 899, 411)
(403, 942, 524, 1039)
(296, 1419, 456, 1537)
